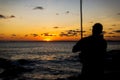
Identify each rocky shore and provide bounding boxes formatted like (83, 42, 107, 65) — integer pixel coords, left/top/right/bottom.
(0, 50, 119, 80)
(0, 58, 33, 80)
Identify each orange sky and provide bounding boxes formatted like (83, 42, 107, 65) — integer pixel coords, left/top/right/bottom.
(0, 0, 120, 41)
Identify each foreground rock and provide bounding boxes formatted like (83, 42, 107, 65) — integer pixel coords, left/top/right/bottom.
(0, 58, 33, 80)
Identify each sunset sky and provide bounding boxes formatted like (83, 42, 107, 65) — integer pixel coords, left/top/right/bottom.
(0, 0, 120, 41)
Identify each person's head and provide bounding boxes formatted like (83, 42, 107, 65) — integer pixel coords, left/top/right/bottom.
(92, 23, 103, 35)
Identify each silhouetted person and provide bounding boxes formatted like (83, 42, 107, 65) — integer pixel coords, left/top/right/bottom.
(72, 23, 107, 80)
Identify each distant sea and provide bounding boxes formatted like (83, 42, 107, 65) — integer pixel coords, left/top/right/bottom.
(0, 41, 120, 80)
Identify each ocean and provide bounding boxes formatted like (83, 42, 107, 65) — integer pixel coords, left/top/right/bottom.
(0, 41, 120, 80)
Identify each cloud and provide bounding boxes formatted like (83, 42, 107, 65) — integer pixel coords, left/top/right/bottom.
(31, 34, 39, 37)
(113, 30, 120, 33)
(65, 11, 70, 14)
(53, 26, 60, 29)
(108, 32, 114, 34)
(59, 29, 85, 37)
(103, 31, 107, 34)
(0, 34, 4, 35)
(56, 13, 59, 15)
(56, 11, 70, 15)
(90, 22, 94, 23)
(55, 10, 70, 16)
(117, 13, 120, 15)
(59, 32, 70, 37)
(33, 6, 44, 10)
(0, 14, 15, 19)
(112, 24, 117, 26)
(0, 14, 6, 19)
(24, 34, 28, 37)
(105, 36, 113, 38)
(11, 34, 16, 37)
(9, 15, 15, 18)
(41, 33, 56, 36)
(0, 37, 4, 38)
(108, 28, 113, 30)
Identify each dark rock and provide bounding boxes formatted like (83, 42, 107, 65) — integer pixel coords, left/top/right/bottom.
(0, 58, 33, 80)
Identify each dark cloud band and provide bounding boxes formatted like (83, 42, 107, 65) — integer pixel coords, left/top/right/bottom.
(33, 6, 44, 10)
(0, 14, 15, 19)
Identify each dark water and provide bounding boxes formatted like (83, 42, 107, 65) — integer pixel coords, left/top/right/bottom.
(0, 41, 120, 80)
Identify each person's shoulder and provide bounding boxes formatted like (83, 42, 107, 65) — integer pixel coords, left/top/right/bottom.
(102, 38, 107, 43)
(79, 36, 92, 42)
(82, 36, 92, 40)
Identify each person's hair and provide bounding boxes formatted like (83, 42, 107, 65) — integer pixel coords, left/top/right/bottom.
(92, 23, 103, 35)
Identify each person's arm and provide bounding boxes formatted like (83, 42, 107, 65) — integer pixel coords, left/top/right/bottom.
(72, 40, 81, 53)
(104, 40, 107, 52)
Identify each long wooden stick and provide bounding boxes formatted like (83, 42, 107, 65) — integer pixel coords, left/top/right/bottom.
(80, 0, 83, 39)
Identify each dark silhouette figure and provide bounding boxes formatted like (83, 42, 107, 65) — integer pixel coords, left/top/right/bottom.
(72, 23, 107, 80)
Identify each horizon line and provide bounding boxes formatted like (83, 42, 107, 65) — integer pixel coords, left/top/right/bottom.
(0, 40, 120, 42)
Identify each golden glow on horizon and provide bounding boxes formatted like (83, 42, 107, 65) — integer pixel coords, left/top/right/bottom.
(43, 38, 52, 42)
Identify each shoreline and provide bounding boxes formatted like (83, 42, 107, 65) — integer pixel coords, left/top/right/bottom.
(0, 50, 120, 80)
